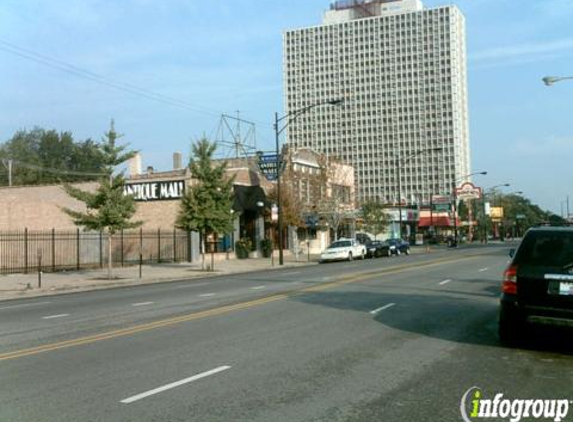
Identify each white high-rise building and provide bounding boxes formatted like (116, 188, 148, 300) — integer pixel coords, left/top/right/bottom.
(283, 0, 470, 206)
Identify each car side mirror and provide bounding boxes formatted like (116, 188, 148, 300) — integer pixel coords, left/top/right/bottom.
(509, 248, 515, 258)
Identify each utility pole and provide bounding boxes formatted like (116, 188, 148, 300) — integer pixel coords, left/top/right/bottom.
(2, 159, 12, 186)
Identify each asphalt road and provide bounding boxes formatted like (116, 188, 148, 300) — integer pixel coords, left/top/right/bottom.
(1, 244, 572, 422)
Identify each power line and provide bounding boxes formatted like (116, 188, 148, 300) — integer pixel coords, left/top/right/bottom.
(0, 39, 233, 120)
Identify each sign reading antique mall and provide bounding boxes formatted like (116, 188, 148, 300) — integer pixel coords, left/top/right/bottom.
(123, 180, 186, 201)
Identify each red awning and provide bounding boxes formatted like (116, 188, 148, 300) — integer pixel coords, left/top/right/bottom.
(418, 216, 455, 227)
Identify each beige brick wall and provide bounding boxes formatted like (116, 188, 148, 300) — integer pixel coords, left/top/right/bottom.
(0, 183, 98, 230)
(0, 182, 180, 230)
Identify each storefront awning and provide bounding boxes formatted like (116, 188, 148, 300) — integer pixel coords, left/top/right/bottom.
(233, 185, 269, 213)
(418, 216, 456, 227)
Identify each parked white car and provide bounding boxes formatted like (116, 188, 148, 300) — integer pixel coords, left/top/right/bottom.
(319, 238, 366, 263)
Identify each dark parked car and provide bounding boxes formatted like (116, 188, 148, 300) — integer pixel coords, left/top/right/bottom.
(365, 240, 392, 258)
(499, 226, 573, 344)
(386, 238, 411, 256)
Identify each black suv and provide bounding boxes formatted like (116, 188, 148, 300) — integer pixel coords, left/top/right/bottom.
(499, 226, 573, 344)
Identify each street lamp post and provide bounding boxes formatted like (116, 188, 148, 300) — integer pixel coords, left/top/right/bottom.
(394, 147, 443, 240)
(274, 99, 344, 265)
(542, 76, 573, 86)
(482, 183, 510, 242)
(451, 171, 487, 246)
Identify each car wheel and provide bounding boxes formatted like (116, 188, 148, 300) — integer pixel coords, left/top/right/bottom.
(396, 249, 401, 256)
(386, 249, 391, 257)
(348, 252, 353, 261)
(405, 248, 410, 255)
(361, 250, 366, 260)
(498, 307, 523, 346)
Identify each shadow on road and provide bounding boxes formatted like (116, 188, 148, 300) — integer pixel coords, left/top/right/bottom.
(293, 289, 573, 355)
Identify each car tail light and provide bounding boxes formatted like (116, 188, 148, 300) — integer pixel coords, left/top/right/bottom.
(502, 265, 518, 295)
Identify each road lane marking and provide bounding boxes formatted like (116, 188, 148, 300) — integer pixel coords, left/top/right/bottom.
(322, 276, 333, 281)
(132, 302, 154, 307)
(120, 366, 231, 404)
(251, 286, 266, 290)
(0, 301, 52, 311)
(42, 314, 69, 320)
(283, 271, 301, 276)
(199, 293, 215, 297)
(439, 279, 452, 285)
(173, 283, 210, 289)
(0, 253, 486, 361)
(370, 303, 396, 315)
(478, 267, 489, 272)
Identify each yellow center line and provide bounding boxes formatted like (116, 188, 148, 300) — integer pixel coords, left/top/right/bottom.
(0, 253, 482, 361)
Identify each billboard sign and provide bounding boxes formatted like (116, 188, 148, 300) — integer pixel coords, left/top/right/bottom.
(455, 182, 482, 201)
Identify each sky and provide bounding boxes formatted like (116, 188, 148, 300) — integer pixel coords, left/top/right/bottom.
(0, 0, 572, 214)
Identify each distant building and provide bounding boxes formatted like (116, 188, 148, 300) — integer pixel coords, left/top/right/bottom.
(283, 0, 471, 205)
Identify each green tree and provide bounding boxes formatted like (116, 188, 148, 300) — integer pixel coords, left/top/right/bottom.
(361, 199, 390, 240)
(62, 121, 141, 279)
(0, 127, 106, 185)
(176, 138, 235, 270)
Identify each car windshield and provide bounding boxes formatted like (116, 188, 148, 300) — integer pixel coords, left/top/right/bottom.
(329, 240, 351, 249)
(514, 231, 573, 268)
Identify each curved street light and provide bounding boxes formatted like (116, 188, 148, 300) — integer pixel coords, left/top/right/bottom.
(451, 171, 488, 245)
(482, 183, 510, 242)
(394, 147, 443, 239)
(542, 76, 573, 86)
(274, 98, 344, 265)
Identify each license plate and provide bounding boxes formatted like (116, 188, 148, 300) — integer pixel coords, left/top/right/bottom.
(559, 282, 573, 296)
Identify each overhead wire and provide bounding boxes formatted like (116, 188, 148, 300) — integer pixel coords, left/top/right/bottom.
(0, 38, 273, 149)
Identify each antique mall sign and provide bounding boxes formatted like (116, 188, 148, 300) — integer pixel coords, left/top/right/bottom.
(123, 180, 186, 201)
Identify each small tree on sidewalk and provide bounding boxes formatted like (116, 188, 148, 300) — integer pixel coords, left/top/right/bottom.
(62, 121, 142, 279)
(176, 138, 234, 270)
(361, 199, 389, 240)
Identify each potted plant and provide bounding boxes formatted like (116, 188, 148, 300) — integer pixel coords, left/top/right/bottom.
(260, 238, 272, 258)
(235, 238, 252, 259)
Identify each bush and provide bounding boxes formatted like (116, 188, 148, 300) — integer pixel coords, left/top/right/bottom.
(260, 238, 272, 258)
(235, 238, 251, 259)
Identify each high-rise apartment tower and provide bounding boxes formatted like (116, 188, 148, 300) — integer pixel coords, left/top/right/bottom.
(283, 0, 470, 205)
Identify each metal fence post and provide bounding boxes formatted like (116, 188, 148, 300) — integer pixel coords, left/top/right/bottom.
(187, 231, 192, 263)
(51, 228, 56, 272)
(173, 229, 177, 262)
(157, 228, 161, 263)
(121, 229, 124, 267)
(76, 228, 80, 271)
(99, 231, 103, 268)
(24, 228, 28, 274)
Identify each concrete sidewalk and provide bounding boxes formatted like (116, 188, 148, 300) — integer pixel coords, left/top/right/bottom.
(0, 244, 445, 302)
(0, 253, 316, 302)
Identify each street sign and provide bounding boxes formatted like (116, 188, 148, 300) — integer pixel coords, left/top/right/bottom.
(257, 153, 280, 181)
(455, 182, 482, 201)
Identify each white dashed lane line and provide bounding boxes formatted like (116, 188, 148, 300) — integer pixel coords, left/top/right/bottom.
(369, 303, 396, 315)
(42, 314, 69, 320)
(439, 279, 452, 285)
(0, 301, 52, 311)
(199, 293, 216, 298)
(120, 366, 232, 404)
(478, 267, 489, 272)
(132, 302, 154, 307)
(250, 286, 266, 290)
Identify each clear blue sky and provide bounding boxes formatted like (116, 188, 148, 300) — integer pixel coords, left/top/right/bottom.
(0, 0, 571, 214)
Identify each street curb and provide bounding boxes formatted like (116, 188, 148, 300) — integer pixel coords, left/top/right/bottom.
(0, 260, 319, 303)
